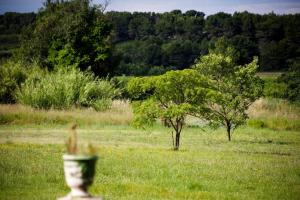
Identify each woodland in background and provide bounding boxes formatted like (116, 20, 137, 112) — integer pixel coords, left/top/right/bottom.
(0, 0, 299, 105)
(1, 10, 299, 75)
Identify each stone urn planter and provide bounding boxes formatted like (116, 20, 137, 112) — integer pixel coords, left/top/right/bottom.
(58, 125, 102, 200)
(63, 154, 98, 198)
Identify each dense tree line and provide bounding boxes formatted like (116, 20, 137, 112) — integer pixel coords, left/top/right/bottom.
(0, 5, 299, 75)
(0, 12, 35, 59)
(108, 11, 300, 75)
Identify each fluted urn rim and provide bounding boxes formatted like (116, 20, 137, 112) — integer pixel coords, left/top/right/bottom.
(63, 154, 98, 161)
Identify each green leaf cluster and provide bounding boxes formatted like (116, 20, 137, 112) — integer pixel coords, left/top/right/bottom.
(128, 51, 263, 145)
(128, 69, 212, 149)
(17, 0, 112, 76)
(193, 53, 263, 139)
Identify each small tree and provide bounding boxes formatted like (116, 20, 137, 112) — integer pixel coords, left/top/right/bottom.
(127, 69, 211, 150)
(193, 51, 263, 141)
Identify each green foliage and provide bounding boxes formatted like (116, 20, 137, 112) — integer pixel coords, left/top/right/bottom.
(17, 67, 117, 110)
(263, 77, 287, 98)
(79, 78, 118, 110)
(0, 61, 27, 103)
(247, 119, 265, 129)
(247, 118, 300, 131)
(194, 52, 263, 141)
(278, 59, 300, 102)
(110, 76, 133, 99)
(2, 10, 300, 74)
(127, 69, 211, 150)
(0, 61, 41, 103)
(17, 0, 113, 76)
(0, 12, 36, 60)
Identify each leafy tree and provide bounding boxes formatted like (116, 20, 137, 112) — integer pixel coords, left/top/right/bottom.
(17, 0, 113, 76)
(128, 12, 154, 39)
(205, 12, 234, 38)
(2, 10, 300, 74)
(154, 12, 175, 39)
(106, 11, 132, 42)
(193, 51, 263, 141)
(127, 69, 211, 150)
(183, 10, 205, 39)
(161, 39, 199, 69)
(0, 12, 36, 59)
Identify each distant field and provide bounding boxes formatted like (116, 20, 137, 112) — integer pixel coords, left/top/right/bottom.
(0, 99, 300, 200)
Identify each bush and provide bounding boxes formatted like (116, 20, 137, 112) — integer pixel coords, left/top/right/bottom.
(110, 76, 133, 99)
(17, 68, 118, 110)
(0, 61, 29, 103)
(247, 119, 265, 128)
(263, 77, 287, 99)
(278, 60, 300, 102)
(92, 98, 112, 111)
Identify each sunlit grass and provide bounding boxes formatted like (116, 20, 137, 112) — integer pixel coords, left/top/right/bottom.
(0, 100, 133, 127)
(0, 99, 300, 199)
(0, 126, 299, 200)
(247, 98, 300, 131)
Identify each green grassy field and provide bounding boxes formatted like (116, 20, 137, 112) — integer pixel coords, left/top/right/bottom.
(0, 101, 300, 200)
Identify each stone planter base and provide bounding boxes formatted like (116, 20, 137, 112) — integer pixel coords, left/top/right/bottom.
(57, 195, 103, 200)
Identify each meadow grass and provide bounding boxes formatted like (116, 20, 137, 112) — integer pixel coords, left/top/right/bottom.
(0, 100, 300, 199)
(0, 101, 133, 128)
(0, 125, 300, 200)
(247, 98, 300, 131)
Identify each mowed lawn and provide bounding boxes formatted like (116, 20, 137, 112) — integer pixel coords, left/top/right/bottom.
(0, 125, 299, 200)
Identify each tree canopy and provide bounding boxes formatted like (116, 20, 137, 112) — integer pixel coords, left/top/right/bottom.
(2, 9, 299, 75)
(127, 69, 212, 150)
(16, 0, 113, 76)
(193, 51, 263, 141)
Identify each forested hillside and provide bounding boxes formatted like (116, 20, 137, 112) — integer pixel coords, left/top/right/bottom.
(0, 10, 299, 75)
(0, 12, 35, 59)
(108, 11, 300, 75)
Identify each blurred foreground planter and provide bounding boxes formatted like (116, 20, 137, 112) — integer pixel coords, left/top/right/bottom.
(58, 154, 102, 200)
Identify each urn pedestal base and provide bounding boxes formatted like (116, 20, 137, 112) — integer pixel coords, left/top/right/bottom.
(57, 195, 103, 200)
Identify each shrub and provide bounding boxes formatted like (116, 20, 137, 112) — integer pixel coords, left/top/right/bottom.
(278, 59, 300, 102)
(17, 68, 117, 110)
(247, 119, 265, 129)
(92, 98, 112, 111)
(263, 77, 286, 99)
(110, 76, 133, 99)
(0, 61, 34, 103)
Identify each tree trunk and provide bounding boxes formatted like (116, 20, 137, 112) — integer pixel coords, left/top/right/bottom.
(226, 121, 231, 141)
(174, 131, 180, 151)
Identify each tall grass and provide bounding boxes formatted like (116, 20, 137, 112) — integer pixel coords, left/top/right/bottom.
(247, 98, 300, 131)
(17, 68, 118, 111)
(1, 98, 299, 131)
(0, 61, 43, 103)
(0, 100, 133, 127)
